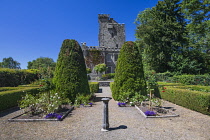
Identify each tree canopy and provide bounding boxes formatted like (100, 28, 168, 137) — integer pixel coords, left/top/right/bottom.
(0, 57, 21, 69)
(27, 57, 56, 78)
(94, 63, 107, 74)
(135, 0, 210, 74)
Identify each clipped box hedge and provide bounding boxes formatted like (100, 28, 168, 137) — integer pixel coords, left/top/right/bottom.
(0, 87, 40, 111)
(89, 82, 99, 93)
(159, 86, 210, 115)
(170, 75, 210, 86)
(0, 68, 39, 87)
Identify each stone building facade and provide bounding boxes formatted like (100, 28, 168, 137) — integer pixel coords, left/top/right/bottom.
(82, 14, 125, 74)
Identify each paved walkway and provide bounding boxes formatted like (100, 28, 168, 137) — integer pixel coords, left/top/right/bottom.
(0, 87, 210, 140)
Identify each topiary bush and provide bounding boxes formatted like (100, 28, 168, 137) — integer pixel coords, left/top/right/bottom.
(111, 41, 147, 100)
(53, 39, 90, 102)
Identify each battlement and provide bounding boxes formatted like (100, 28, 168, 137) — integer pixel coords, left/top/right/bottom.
(98, 14, 110, 19)
(98, 14, 125, 49)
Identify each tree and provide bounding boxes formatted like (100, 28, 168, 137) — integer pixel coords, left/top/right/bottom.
(182, 0, 210, 51)
(135, 0, 187, 73)
(111, 41, 147, 100)
(0, 57, 21, 69)
(27, 57, 56, 78)
(53, 39, 90, 102)
(168, 50, 206, 74)
(94, 63, 107, 75)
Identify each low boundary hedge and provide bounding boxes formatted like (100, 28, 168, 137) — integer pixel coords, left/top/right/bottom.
(0, 87, 40, 111)
(89, 82, 99, 93)
(170, 75, 210, 86)
(0, 68, 40, 87)
(159, 86, 210, 115)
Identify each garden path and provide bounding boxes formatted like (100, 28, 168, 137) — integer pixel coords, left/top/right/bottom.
(0, 87, 210, 140)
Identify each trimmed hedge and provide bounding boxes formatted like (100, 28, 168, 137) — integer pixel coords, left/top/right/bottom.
(0, 87, 19, 92)
(159, 86, 210, 115)
(0, 86, 40, 111)
(157, 82, 185, 86)
(89, 82, 99, 93)
(170, 75, 210, 86)
(167, 85, 210, 93)
(101, 73, 115, 80)
(112, 41, 146, 100)
(53, 39, 90, 102)
(0, 68, 40, 87)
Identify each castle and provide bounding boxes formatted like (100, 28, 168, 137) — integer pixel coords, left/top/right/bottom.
(82, 14, 125, 74)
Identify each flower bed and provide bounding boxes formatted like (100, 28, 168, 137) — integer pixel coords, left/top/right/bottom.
(8, 105, 74, 122)
(135, 101, 179, 118)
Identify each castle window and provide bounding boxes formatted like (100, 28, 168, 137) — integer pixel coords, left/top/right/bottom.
(106, 54, 112, 62)
(107, 67, 112, 73)
(114, 54, 118, 61)
(116, 44, 118, 48)
(111, 33, 114, 38)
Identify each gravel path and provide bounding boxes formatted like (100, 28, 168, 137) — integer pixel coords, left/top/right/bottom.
(0, 87, 210, 140)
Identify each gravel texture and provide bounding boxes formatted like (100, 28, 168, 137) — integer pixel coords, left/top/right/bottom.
(0, 87, 210, 140)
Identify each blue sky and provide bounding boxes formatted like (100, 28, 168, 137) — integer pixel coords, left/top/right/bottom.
(0, 0, 159, 69)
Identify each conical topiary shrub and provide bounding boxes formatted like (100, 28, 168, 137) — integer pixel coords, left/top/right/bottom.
(53, 39, 90, 102)
(111, 41, 146, 100)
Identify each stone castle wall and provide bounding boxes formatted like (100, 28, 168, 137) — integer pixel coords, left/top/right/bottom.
(82, 14, 125, 75)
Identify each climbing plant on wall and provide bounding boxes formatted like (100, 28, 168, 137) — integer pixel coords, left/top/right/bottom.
(85, 49, 104, 71)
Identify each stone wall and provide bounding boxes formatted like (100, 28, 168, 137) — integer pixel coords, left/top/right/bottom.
(82, 14, 125, 74)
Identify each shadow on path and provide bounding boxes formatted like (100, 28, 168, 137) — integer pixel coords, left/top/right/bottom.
(0, 107, 20, 118)
(109, 125, 128, 131)
(97, 88, 103, 93)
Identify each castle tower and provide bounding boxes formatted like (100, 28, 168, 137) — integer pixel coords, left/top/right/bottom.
(98, 14, 125, 49)
(98, 14, 125, 73)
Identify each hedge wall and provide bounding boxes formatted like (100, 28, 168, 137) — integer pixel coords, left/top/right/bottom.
(89, 82, 99, 93)
(0, 87, 40, 111)
(159, 86, 210, 115)
(0, 68, 40, 87)
(170, 75, 210, 86)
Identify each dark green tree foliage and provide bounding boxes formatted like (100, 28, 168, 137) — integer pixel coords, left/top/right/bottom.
(135, 0, 187, 73)
(112, 41, 147, 100)
(53, 39, 90, 102)
(182, 0, 210, 51)
(135, 0, 209, 74)
(0, 57, 21, 69)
